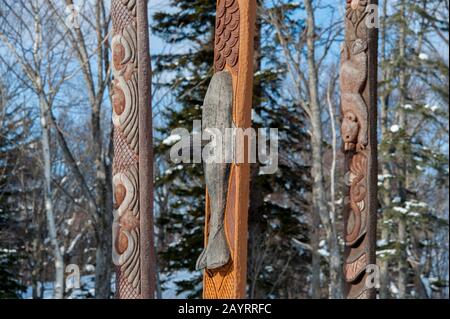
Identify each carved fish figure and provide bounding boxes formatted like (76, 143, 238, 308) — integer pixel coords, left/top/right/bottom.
(196, 71, 233, 271)
(340, 39, 368, 152)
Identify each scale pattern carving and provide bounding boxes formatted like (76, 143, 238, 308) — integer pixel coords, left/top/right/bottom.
(215, 0, 240, 72)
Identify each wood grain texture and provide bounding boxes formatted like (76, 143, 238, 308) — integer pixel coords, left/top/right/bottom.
(202, 0, 256, 299)
(196, 71, 233, 271)
(340, 0, 378, 299)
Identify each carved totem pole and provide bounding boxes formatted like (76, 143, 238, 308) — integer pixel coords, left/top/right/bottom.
(111, 0, 156, 299)
(340, 0, 378, 299)
(196, 0, 257, 299)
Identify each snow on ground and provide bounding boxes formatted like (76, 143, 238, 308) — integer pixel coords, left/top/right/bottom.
(21, 275, 97, 299)
(21, 270, 197, 299)
(160, 270, 198, 299)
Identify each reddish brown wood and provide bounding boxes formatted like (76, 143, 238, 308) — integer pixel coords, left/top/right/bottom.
(111, 0, 156, 299)
(341, 0, 378, 299)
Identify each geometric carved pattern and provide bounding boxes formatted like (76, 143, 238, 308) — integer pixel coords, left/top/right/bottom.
(204, 264, 235, 299)
(344, 252, 367, 283)
(112, 0, 140, 299)
(115, 266, 140, 299)
(111, 0, 135, 34)
(113, 129, 138, 173)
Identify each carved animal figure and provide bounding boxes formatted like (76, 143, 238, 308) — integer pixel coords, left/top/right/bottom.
(196, 71, 233, 271)
(340, 38, 368, 152)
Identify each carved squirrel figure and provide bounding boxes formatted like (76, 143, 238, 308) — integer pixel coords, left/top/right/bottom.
(340, 38, 368, 152)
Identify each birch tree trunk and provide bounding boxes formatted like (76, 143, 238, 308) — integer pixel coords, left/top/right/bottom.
(44, 0, 114, 297)
(38, 94, 64, 299)
(379, 0, 391, 299)
(34, 2, 65, 298)
(310, 209, 321, 298)
(304, 0, 342, 299)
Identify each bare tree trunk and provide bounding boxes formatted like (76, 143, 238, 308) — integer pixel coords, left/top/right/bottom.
(92, 0, 113, 298)
(397, 0, 408, 299)
(310, 210, 321, 298)
(95, 228, 112, 298)
(304, 0, 342, 299)
(380, 112, 392, 299)
(45, 0, 114, 298)
(95, 135, 113, 298)
(155, 170, 169, 299)
(247, 7, 265, 299)
(95, 150, 113, 297)
(155, 263, 162, 299)
(379, 0, 391, 299)
(398, 218, 407, 298)
(39, 94, 64, 299)
(248, 164, 266, 299)
(326, 74, 343, 298)
(92, 61, 112, 299)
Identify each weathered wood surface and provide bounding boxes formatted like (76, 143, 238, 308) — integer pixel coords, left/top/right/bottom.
(196, 71, 233, 271)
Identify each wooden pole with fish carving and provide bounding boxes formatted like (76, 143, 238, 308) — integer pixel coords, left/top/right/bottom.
(196, 0, 256, 299)
(340, 0, 378, 299)
(111, 0, 156, 299)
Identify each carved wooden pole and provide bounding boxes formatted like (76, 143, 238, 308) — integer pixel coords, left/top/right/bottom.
(111, 0, 156, 299)
(340, 0, 378, 299)
(196, 0, 257, 299)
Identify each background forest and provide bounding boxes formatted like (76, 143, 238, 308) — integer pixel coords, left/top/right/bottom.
(0, 0, 448, 299)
